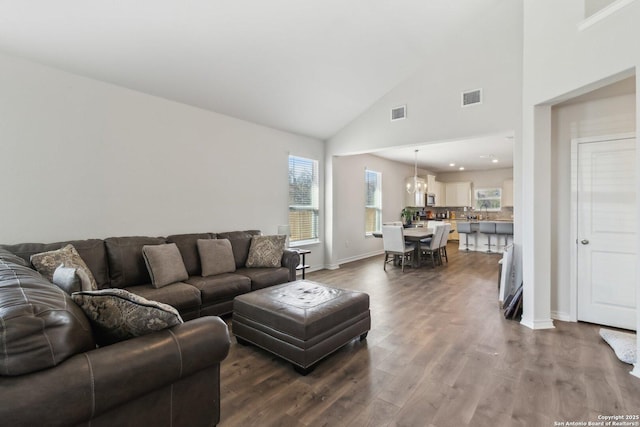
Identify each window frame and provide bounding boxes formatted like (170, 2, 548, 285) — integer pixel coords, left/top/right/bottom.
(364, 169, 382, 236)
(288, 155, 320, 246)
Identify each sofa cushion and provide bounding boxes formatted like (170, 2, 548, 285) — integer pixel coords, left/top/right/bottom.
(52, 265, 94, 294)
(142, 243, 189, 288)
(245, 235, 286, 268)
(185, 273, 251, 304)
(216, 230, 261, 268)
(125, 282, 202, 313)
(105, 236, 166, 288)
(0, 259, 95, 376)
(236, 267, 290, 291)
(0, 239, 110, 289)
(166, 233, 214, 276)
(197, 239, 236, 277)
(0, 247, 29, 267)
(30, 244, 98, 291)
(72, 288, 183, 346)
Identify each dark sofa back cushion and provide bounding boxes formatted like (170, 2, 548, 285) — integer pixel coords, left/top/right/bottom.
(166, 233, 215, 276)
(0, 256, 96, 376)
(215, 230, 261, 268)
(105, 236, 166, 288)
(0, 239, 110, 289)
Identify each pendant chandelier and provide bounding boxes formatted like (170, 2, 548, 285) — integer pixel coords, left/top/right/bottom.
(406, 149, 424, 194)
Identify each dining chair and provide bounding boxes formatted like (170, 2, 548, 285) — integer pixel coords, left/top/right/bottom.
(382, 225, 416, 272)
(420, 224, 445, 267)
(438, 223, 452, 263)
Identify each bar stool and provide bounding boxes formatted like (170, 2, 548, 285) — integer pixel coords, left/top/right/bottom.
(457, 221, 475, 252)
(479, 221, 497, 253)
(495, 222, 513, 251)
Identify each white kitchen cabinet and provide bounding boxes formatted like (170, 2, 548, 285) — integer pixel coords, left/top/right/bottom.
(445, 181, 472, 206)
(404, 177, 426, 207)
(502, 179, 514, 207)
(426, 174, 436, 193)
(432, 181, 444, 207)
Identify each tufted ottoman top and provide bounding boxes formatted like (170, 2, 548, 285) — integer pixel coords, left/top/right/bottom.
(233, 280, 369, 341)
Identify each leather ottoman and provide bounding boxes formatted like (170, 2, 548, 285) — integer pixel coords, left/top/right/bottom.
(232, 280, 370, 374)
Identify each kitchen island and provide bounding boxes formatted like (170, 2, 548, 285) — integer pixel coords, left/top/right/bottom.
(457, 220, 513, 253)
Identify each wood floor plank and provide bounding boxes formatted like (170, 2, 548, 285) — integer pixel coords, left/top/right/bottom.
(217, 244, 640, 426)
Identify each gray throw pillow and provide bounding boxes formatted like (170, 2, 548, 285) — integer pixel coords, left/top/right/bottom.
(245, 235, 286, 268)
(142, 243, 189, 288)
(197, 239, 236, 276)
(31, 244, 98, 290)
(72, 288, 183, 346)
(52, 265, 94, 295)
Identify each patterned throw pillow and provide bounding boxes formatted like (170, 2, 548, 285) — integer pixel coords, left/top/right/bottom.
(245, 235, 286, 268)
(72, 288, 184, 346)
(142, 243, 189, 288)
(197, 239, 236, 276)
(600, 328, 637, 364)
(30, 244, 98, 291)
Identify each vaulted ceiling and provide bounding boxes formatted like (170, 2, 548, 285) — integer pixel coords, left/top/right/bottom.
(0, 0, 506, 140)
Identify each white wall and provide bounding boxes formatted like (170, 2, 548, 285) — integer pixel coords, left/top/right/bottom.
(521, 0, 640, 338)
(325, 0, 523, 267)
(550, 84, 636, 320)
(331, 154, 429, 265)
(0, 52, 326, 268)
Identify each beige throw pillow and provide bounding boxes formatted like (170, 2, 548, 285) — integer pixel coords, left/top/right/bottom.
(245, 235, 286, 268)
(142, 243, 189, 288)
(197, 239, 236, 276)
(31, 244, 98, 290)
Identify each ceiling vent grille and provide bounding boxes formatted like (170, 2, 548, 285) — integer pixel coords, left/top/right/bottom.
(462, 89, 482, 107)
(391, 105, 406, 121)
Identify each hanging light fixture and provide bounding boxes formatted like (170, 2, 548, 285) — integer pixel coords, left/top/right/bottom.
(406, 149, 424, 194)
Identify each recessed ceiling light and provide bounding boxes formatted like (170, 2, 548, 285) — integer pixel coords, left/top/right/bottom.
(459, 166, 465, 171)
(492, 159, 499, 163)
(449, 163, 455, 167)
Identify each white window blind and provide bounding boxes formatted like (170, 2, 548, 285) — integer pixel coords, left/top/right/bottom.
(288, 155, 319, 243)
(365, 169, 382, 235)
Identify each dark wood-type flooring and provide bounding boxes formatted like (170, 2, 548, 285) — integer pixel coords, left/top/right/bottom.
(219, 244, 640, 426)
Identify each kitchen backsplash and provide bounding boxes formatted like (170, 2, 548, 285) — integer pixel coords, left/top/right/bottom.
(413, 206, 514, 221)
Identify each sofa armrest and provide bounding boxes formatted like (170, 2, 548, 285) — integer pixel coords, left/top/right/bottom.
(0, 316, 231, 427)
(282, 249, 301, 281)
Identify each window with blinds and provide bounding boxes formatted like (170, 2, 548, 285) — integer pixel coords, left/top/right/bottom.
(475, 187, 502, 211)
(365, 169, 382, 235)
(288, 155, 319, 244)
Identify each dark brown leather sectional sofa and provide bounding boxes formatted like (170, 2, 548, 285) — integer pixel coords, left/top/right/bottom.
(0, 230, 300, 426)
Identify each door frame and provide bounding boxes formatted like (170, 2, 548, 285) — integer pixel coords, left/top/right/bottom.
(570, 132, 636, 322)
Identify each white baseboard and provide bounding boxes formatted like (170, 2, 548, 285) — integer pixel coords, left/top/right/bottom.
(551, 311, 573, 322)
(520, 317, 555, 330)
(337, 250, 384, 266)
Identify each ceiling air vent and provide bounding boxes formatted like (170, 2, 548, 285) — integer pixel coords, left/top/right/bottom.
(462, 89, 482, 107)
(391, 105, 406, 121)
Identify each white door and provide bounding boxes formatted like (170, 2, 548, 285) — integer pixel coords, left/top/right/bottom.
(577, 136, 636, 330)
